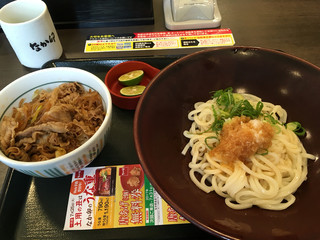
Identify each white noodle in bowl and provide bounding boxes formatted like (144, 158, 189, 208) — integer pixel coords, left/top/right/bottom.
(182, 90, 316, 210)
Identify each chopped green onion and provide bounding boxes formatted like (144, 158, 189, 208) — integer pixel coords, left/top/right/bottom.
(263, 113, 282, 125)
(205, 136, 218, 149)
(256, 149, 269, 156)
(30, 105, 42, 124)
(209, 88, 306, 138)
(286, 122, 306, 136)
(210, 88, 268, 133)
(255, 101, 264, 115)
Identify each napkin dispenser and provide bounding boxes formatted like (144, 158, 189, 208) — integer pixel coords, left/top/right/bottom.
(163, 0, 221, 30)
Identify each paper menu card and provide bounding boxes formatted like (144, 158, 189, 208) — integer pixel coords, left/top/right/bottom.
(64, 164, 189, 230)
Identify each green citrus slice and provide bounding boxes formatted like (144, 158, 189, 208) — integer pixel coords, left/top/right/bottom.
(118, 70, 144, 86)
(120, 85, 146, 96)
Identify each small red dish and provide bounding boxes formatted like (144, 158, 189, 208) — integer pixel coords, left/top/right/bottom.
(105, 61, 160, 110)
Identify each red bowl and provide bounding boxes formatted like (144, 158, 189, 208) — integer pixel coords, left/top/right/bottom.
(105, 61, 160, 110)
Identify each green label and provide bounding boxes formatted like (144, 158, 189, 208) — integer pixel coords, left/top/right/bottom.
(144, 176, 155, 226)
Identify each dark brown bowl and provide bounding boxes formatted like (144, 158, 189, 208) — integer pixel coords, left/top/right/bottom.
(134, 46, 320, 240)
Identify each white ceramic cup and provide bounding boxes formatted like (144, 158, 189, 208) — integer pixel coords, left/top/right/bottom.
(0, 0, 63, 68)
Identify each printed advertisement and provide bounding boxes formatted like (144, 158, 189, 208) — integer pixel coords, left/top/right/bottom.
(64, 164, 188, 230)
(84, 28, 235, 53)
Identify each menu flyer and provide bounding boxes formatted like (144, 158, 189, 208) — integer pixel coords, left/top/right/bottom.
(64, 164, 189, 230)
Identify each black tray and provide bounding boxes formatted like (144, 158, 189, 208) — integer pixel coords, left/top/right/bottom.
(0, 57, 218, 239)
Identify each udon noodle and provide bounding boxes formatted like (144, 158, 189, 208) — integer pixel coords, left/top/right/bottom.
(182, 88, 316, 210)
